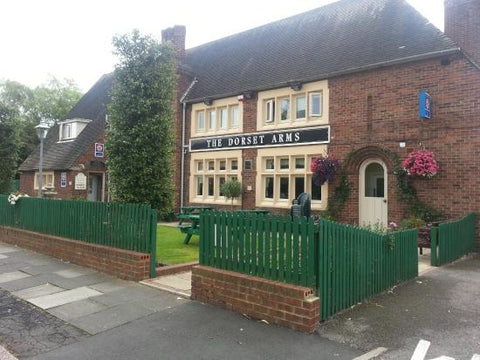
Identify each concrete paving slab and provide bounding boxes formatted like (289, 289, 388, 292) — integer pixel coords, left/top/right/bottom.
(68, 303, 154, 334)
(151, 273, 191, 291)
(20, 263, 72, 276)
(54, 268, 96, 279)
(88, 280, 134, 294)
(47, 273, 112, 290)
(92, 286, 166, 307)
(12, 283, 65, 300)
(0, 245, 19, 254)
(49, 298, 109, 321)
(0, 271, 30, 284)
(28, 286, 102, 309)
(0, 274, 65, 292)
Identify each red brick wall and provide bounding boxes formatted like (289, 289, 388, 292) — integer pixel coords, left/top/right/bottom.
(328, 54, 480, 227)
(191, 265, 320, 333)
(445, 0, 480, 65)
(0, 226, 150, 281)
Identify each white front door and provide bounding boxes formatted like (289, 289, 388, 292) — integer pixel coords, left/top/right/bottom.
(359, 159, 388, 227)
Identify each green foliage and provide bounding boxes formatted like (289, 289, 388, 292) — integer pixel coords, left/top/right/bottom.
(400, 217, 425, 229)
(0, 77, 83, 172)
(326, 171, 351, 220)
(221, 179, 242, 209)
(0, 118, 18, 194)
(107, 30, 176, 218)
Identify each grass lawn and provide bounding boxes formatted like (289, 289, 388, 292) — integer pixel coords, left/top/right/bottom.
(156, 225, 199, 266)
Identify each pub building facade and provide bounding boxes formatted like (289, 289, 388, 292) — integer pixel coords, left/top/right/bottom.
(169, 0, 480, 228)
(19, 0, 480, 230)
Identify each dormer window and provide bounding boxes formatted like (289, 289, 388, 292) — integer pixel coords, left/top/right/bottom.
(58, 119, 91, 141)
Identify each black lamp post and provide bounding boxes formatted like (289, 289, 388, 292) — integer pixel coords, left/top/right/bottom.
(35, 122, 50, 197)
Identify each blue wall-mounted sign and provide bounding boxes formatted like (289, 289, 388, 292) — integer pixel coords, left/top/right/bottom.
(419, 90, 432, 119)
(95, 143, 104, 157)
(60, 172, 67, 188)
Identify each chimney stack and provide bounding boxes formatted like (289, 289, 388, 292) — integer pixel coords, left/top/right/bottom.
(162, 25, 186, 61)
(444, 0, 480, 64)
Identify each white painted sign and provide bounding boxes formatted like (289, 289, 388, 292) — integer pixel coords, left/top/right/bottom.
(74, 173, 87, 190)
(411, 339, 480, 360)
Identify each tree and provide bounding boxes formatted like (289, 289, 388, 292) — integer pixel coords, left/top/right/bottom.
(221, 179, 242, 210)
(0, 77, 83, 169)
(107, 30, 176, 217)
(0, 105, 19, 194)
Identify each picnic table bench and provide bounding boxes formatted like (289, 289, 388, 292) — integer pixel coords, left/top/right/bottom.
(177, 206, 212, 244)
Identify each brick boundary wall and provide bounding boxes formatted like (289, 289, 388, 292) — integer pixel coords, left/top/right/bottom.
(191, 265, 320, 333)
(0, 226, 150, 281)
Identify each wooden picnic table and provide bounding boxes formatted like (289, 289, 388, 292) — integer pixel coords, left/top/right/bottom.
(178, 206, 212, 225)
(177, 206, 212, 244)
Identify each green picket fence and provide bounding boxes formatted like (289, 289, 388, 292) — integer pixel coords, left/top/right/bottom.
(430, 213, 476, 266)
(199, 211, 316, 288)
(317, 219, 418, 320)
(0, 195, 157, 277)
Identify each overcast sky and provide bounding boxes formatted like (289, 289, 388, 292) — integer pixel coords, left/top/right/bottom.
(0, 0, 444, 92)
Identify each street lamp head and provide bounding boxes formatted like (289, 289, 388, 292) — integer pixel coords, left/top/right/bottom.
(35, 123, 50, 140)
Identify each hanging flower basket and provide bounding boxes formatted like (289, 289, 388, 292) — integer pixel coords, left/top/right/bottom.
(310, 154, 340, 186)
(402, 150, 439, 178)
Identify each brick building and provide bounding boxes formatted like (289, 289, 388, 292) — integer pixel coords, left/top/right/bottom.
(19, 74, 111, 201)
(172, 0, 480, 227)
(20, 0, 480, 229)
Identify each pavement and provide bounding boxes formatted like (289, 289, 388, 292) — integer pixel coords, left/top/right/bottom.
(0, 241, 479, 360)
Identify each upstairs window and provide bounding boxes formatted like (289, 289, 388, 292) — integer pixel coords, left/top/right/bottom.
(265, 99, 275, 123)
(58, 119, 90, 141)
(191, 97, 243, 136)
(196, 111, 205, 131)
(257, 80, 328, 129)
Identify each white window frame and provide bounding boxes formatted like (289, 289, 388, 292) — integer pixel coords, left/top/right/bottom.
(265, 99, 275, 123)
(196, 110, 205, 131)
(190, 150, 242, 205)
(58, 118, 91, 142)
(219, 107, 227, 129)
(191, 97, 243, 137)
(256, 80, 328, 130)
(256, 146, 329, 210)
(230, 105, 239, 128)
(309, 92, 322, 117)
(34, 171, 55, 190)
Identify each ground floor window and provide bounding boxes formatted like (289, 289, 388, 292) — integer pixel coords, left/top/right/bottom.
(34, 171, 54, 190)
(256, 146, 328, 210)
(190, 150, 242, 205)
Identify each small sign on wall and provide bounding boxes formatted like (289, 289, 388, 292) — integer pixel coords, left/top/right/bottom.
(60, 172, 67, 188)
(75, 173, 87, 190)
(419, 90, 432, 119)
(95, 143, 104, 157)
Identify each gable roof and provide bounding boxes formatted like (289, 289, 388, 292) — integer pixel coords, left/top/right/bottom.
(183, 0, 458, 102)
(19, 73, 112, 171)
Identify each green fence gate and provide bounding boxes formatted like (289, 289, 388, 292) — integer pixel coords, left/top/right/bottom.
(430, 213, 476, 266)
(317, 219, 418, 320)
